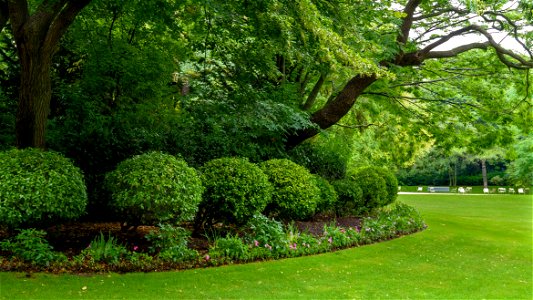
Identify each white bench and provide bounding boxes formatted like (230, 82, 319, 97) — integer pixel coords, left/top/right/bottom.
(498, 188, 506, 193)
(429, 186, 450, 192)
(458, 187, 465, 194)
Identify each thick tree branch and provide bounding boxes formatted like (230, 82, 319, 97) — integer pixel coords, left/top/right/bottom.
(420, 25, 478, 54)
(46, 0, 92, 49)
(424, 25, 533, 69)
(482, 11, 532, 59)
(397, 0, 422, 44)
(301, 72, 327, 111)
(425, 42, 490, 58)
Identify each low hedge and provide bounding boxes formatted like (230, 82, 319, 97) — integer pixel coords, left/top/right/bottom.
(105, 151, 204, 225)
(196, 157, 272, 228)
(0, 148, 87, 228)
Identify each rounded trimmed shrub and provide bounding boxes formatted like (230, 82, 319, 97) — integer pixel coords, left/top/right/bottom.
(331, 178, 363, 216)
(312, 175, 338, 214)
(347, 166, 388, 214)
(0, 148, 88, 228)
(197, 157, 272, 227)
(105, 151, 203, 225)
(373, 167, 399, 206)
(259, 159, 320, 220)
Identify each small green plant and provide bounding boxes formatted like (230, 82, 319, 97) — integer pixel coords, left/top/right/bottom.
(244, 214, 288, 254)
(323, 224, 359, 248)
(0, 229, 66, 267)
(209, 234, 249, 261)
(105, 151, 204, 225)
(81, 232, 128, 265)
(196, 157, 272, 229)
(144, 224, 198, 262)
(259, 159, 320, 220)
(0, 148, 87, 228)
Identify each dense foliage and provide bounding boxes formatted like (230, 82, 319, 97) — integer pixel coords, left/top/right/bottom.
(0, 1, 530, 222)
(312, 174, 338, 214)
(259, 159, 320, 220)
(346, 167, 388, 215)
(104, 152, 204, 225)
(0, 148, 87, 228)
(373, 167, 399, 206)
(196, 157, 273, 228)
(331, 179, 363, 217)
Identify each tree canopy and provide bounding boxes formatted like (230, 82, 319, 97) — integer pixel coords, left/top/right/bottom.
(0, 0, 531, 183)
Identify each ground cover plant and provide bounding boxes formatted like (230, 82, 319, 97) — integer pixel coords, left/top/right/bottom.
(0, 200, 426, 273)
(0, 194, 530, 299)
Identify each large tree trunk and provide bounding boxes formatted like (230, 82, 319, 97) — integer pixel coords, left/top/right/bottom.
(7, 0, 91, 148)
(16, 46, 52, 148)
(0, 1, 8, 33)
(286, 74, 377, 148)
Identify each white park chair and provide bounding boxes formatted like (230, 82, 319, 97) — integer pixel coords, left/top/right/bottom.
(508, 188, 516, 194)
(498, 188, 506, 193)
(417, 186, 423, 192)
(458, 187, 465, 194)
(518, 188, 525, 194)
(483, 188, 489, 194)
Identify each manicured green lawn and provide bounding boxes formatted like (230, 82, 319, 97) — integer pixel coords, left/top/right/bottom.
(1, 194, 531, 299)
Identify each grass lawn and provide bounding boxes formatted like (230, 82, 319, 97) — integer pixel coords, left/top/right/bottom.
(1, 194, 531, 299)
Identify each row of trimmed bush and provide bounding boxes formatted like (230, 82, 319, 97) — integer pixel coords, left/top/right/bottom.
(0, 149, 399, 230)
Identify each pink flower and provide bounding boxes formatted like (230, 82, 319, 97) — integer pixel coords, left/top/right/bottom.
(204, 255, 210, 261)
(254, 240, 259, 247)
(264, 244, 272, 250)
(289, 243, 297, 250)
(328, 237, 333, 244)
(340, 228, 346, 234)
(133, 246, 139, 251)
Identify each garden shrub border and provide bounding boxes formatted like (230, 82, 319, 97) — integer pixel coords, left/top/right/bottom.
(0, 202, 426, 273)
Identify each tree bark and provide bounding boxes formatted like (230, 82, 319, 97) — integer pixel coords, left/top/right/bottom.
(286, 74, 377, 148)
(481, 159, 488, 188)
(0, 0, 8, 33)
(7, 0, 91, 149)
(301, 72, 327, 111)
(16, 48, 52, 148)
